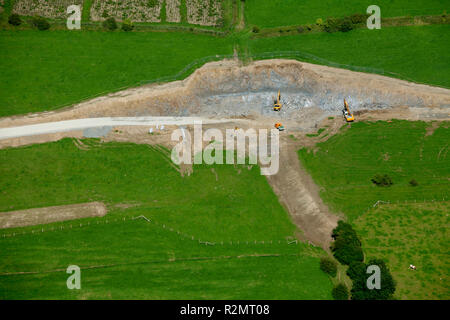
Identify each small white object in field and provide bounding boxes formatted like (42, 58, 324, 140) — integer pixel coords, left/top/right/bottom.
(149, 128, 153, 133)
(161, 125, 165, 130)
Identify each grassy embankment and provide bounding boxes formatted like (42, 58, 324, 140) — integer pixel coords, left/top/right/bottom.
(0, 138, 332, 299)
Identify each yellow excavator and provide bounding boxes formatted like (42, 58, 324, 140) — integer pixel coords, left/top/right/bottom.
(343, 99, 355, 122)
(273, 90, 282, 111)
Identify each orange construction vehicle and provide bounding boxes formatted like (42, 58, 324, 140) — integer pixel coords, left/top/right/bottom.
(343, 99, 355, 122)
(275, 123, 285, 131)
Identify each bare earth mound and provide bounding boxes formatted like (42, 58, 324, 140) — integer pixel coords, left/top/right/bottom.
(0, 202, 107, 229)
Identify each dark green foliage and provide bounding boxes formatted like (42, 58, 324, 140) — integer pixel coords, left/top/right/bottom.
(324, 17, 341, 33)
(350, 13, 369, 24)
(319, 257, 337, 277)
(122, 20, 134, 32)
(103, 17, 117, 31)
(332, 283, 349, 300)
(252, 26, 260, 33)
(325, 17, 354, 33)
(8, 14, 22, 26)
(32, 16, 50, 31)
(371, 174, 393, 187)
(409, 179, 419, 186)
(148, 0, 159, 7)
(350, 259, 396, 300)
(331, 221, 364, 265)
(346, 261, 366, 280)
(339, 18, 354, 32)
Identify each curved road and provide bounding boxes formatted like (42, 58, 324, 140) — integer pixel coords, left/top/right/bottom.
(0, 117, 235, 140)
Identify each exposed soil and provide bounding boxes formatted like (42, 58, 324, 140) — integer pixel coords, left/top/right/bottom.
(0, 202, 107, 229)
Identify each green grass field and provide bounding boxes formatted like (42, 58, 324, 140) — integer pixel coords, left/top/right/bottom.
(0, 30, 234, 116)
(1, 24, 449, 117)
(299, 120, 449, 299)
(245, 0, 450, 28)
(298, 120, 450, 221)
(354, 201, 449, 300)
(0, 139, 332, 299)
(249, 24, 450, 88)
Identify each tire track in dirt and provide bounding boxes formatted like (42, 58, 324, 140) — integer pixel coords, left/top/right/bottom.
(266, 136, 339, 250)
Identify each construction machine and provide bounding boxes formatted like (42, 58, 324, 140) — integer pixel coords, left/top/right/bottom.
(342, 99, 355, 122)
(273, 90, 282, 111)
(275, 123, 285, 131)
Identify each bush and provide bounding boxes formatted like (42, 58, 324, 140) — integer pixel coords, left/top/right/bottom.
(324, 17, 341, 33)
(8, 14, 22, 26)
(316, 18, 324, 26)
(32, 16, 50, 31)
(371, 174, 393, 187)
(409, 179, 419, 187)
(338, 18, 353, 32)
(252, 26, 259, 33)
(320, 257, 337, 277)
(350, 13, 368, 25)
(331, 221, 364, 265)
(297, 26, 304, 33)
(122, 19, 134, 32)
(332, 283, 349, 300)
(103, 17, 117, 31)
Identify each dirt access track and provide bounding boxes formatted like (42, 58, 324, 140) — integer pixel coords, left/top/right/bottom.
(0, 59, 448, 248)
(0, 202, 107, 229)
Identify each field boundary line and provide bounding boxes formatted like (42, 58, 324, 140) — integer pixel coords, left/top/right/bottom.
(0, 253, 299, 277)
(0, 214, 300, 248)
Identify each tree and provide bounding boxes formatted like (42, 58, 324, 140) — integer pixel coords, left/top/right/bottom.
(332, 283, 349, 300)
(351, 259, 396, 300)
(320, 257, 337, 277)
(32, 16, 50, 31)
(371, 174, 393, 187)
(8, 14, 22, 26)
(103, 17, 117, 31)
(122, 19, 134, 31)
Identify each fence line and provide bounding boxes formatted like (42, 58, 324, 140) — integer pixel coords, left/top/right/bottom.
(24, 48, 440, 117)
(0, 214, 300, 247)
(363, 197, 448, 215)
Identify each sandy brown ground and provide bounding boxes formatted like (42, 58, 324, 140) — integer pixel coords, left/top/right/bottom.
(0, 202, 107, 229)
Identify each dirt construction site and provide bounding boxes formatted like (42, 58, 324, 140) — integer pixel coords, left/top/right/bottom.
(0, 59, 449, 249)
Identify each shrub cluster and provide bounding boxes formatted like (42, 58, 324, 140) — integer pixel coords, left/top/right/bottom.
(103, 17, 117, 31)
(323, 13, 369, 33)
(319, 257, 337, 277)
(8, 14, 22, 26)
(332, 283, 349, 300)
(32, 16, 50, 31)
(371, 174, 393, 187)
(331, 221, 364, 265)
(122, 19, 134, 32)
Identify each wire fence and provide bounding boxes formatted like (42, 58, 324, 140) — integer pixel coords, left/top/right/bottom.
(30, 48, 430, 117)
(0, 214, 300, 247)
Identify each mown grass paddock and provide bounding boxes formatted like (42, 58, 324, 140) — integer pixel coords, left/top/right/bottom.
(355, 201, 449, 300)
(0, 138, 332, 299)
(299, 120, 449, 299)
